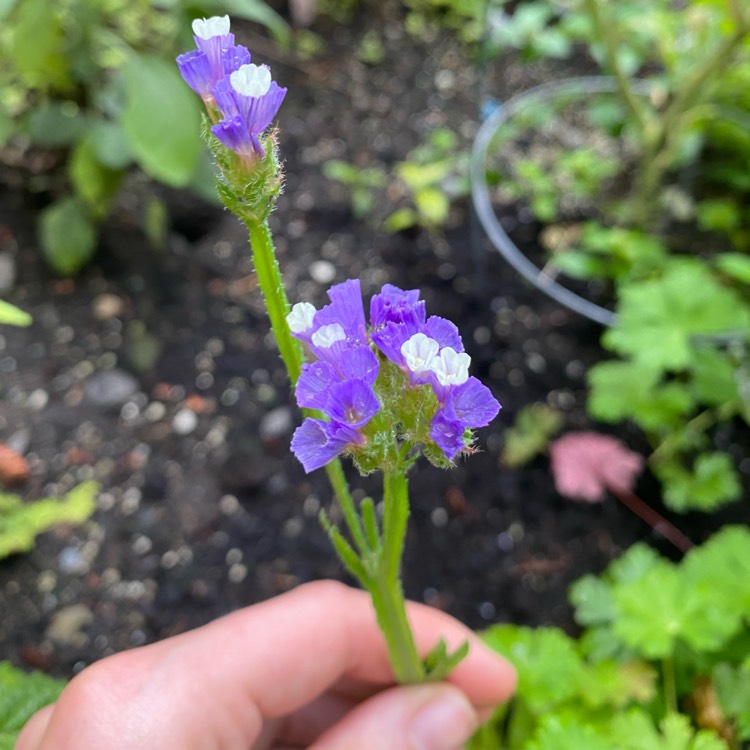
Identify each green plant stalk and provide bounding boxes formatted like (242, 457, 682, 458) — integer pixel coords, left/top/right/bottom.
(662, 657, 678, 715)
(630, 15, 750, 227)
(247, 220, 304, 384)
(648, 403, 737, 467)
(245, 219, 366, 554)
(368, 470, 425, 683)
(583, 0, 648, 134)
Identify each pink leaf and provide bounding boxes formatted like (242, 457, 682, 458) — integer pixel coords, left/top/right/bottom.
(549, 432, 644, 503)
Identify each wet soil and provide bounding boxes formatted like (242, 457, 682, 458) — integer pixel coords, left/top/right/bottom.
(1, 6, 747, 678)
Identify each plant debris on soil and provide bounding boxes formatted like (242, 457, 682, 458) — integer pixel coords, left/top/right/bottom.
(1, 6, 748, 679)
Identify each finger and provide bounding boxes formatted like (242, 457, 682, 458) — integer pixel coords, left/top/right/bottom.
(183, 580, 515, 716)
(310, 683, 479, 750)
(30, 581, 514, 749)
(14, 703, 54, 750)
(274, 692, 358, 746)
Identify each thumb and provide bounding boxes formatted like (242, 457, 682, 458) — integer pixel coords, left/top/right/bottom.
(311, 683, 480, 750)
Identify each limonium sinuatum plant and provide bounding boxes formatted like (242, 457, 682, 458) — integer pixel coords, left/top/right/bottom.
(288, 280, 500, 473)
(178, 16, 502, 684)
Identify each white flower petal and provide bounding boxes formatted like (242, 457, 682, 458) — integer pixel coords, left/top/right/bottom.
(230, 64, 272, 97)
(431, 347, 470, 387)
(192, 15, 230, 39)
(287, 302, 317, 333)
(401, 333, 439, 373)
(312, 323, 346, 349)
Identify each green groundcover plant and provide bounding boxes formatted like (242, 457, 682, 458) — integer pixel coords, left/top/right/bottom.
(470, 525, 750, 750)
(0, 480, 98, 560)
(481, 0, 750, 513)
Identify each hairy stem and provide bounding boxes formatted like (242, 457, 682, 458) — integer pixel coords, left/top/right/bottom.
(369, 470, 424, 683)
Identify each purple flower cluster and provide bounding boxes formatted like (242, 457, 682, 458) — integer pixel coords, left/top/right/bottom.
(288, 280, 501, 472)
(177, 16, 286, 158)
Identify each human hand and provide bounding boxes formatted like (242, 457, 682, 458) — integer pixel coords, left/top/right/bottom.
(15, 580, 515, 750)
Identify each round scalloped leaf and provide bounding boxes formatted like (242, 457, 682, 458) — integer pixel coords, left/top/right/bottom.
(603, 261, 750, 372)
(482, 625, 584, 713)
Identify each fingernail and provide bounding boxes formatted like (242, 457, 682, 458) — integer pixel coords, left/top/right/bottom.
(409, 690, 478, 750)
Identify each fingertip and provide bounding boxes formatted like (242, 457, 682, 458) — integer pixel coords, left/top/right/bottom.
(311, 684, 478, 750)
(15, 703, 54, 750)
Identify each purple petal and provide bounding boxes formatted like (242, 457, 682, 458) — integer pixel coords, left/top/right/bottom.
(194, 32, 235, 64)
(371, 320, 419, 368)
(221, 44, 252, 75)
(430, 410, 466, 460)
(370, 284, 425, 329)
(295, 361, 336, 410)
(244, 81, 287, 134)
(337, 346, 379, 385)
(449, 377, 501, 428)
(422, 316, 463, 352)
(290, 419, 348, 473)
(325, 380, 379, 427)
(211, 77, 243, 120)
(314, 279, 367, 345)
(177, 50, 214, 98)
(211, 116, 259, 157)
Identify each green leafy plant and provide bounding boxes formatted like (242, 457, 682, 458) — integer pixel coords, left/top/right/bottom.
(0, 662, 66, 750)
(471, 525, 750, 750)
(322, 160, 387, 220)
(500, 403, 563, 468)
(386, 127, 470, 233)
(0, 0, 288, 275)
(0, 480, 98, 559)
(0, 300, 31, 327)
(480, 0, 750, 512)
(587, 260, 749, 512)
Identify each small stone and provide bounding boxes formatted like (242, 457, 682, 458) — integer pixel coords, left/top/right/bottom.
(46, 604, 94, 647)
(310, 260, 336, 284)
(58, 547, 89, 575)
(26, 389, 49, 411)
(0, 443, 29, 486)
(228, 563, 248, 583)
(259, 407, 293, 440)
(92, 293, 124, 321)
(83, 370, 139, 409)
(172, 408, 198, 436)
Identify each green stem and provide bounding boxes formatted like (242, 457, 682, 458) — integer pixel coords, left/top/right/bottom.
(382, 470, 410, 583)
(323, 457, 369, 556)
(583, 0, 648, 134)
(630, 15, 750, 227)
(247, 220, 304, 384)
(367, 470, 424, 683)
(662, 657, 678, 715)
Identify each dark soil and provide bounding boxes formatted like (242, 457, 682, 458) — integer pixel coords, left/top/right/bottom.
(1, 6, 747, 679)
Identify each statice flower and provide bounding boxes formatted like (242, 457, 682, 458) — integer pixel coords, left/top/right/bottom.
(287, 280, 501, 472)
(177, 16, 250, 102)
(177, 16, 286, 159)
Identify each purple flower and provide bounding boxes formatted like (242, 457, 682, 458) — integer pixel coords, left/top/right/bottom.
(211, 64, 286, 158)
(313, 279, 368, 346)
(177, 16, 251, 100)
(430, 378, 501, 460)
(292, 380, 379, 472)
(287, 280, 501, 470)
(370, 284, 425, 329)
(177, 16, 286, 158)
